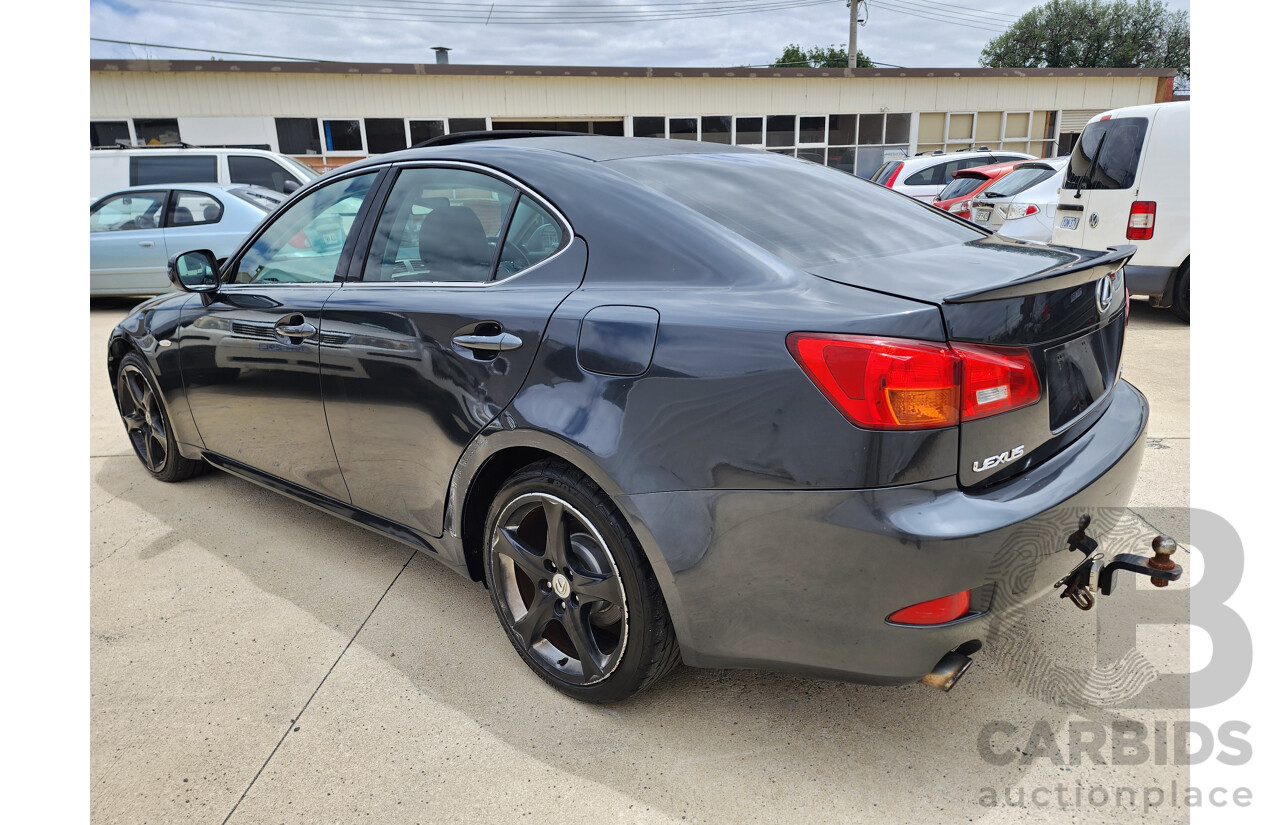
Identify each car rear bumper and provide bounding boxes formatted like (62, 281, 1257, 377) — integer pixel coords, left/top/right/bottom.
(1124, 264, 1177, 298)
(615, 379, 1149, 685)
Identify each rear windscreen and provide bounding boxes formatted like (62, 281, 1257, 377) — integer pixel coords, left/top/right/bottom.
(937, 175, 987, 201)
(130, 155, 218, 186)
(610, 153, 981, 268)
(870, 161, 902, 185)
(1064, 117, 1148, 191)
(982, 166, 1056, 198)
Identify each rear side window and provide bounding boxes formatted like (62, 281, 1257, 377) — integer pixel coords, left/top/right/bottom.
(1065, 117, 1149, 191)
(497, 197, 565, 279)
(937, 175, 987, 201)
(130, 155, 217, 186)
(871, 161, 902, 185)
(611, 153, 981, 268)
(229, 155, 302, 193)
(168, 191, 224, 226)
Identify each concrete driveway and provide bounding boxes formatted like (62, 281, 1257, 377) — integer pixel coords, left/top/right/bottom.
(91, 298, 1191, 824)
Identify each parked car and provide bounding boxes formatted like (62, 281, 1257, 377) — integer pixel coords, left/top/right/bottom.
(1051, 102, 1190, 321)
(930, 160, 1023, 220)
(110, 134, 1158, 703)
(870, 148, 1034, 201)
(91, 183, 285, 297)
(969, 156, 1070, 242)
(90, 146, 318, 200)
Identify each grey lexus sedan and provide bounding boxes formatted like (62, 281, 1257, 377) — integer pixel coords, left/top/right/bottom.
(107, 133, 1162, 702)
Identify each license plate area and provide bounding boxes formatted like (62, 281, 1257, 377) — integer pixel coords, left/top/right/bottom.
(1045, 319, 1123, 431)
(1060, 215, 1079, 230)
(974, 208, 992, 222)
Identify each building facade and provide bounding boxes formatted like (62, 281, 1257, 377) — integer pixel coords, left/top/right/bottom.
(90, 60, 1176, 175)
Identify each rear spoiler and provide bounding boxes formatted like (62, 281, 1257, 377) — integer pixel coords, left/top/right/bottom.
(944, 245, 1135, 303)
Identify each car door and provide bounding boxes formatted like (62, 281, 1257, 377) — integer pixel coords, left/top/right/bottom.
(320, 164, 586, 537)
(89, 190, 170, 294)
(177, 170, 383, 500)
(1053, 116, 1149, 249)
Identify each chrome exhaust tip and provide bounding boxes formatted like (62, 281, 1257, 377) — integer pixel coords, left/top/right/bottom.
(921, 651, 973, 692)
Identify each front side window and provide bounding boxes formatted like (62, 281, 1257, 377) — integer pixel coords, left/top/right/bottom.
(229, 155, 302, 192)
(230, 172, 377, 285)
(168, 191, 224, 226)
(90, 191, 167, 233)
(362, 167, 516, 283)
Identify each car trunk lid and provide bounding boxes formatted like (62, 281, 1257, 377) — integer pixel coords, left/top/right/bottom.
(808, 236, 1134, 487)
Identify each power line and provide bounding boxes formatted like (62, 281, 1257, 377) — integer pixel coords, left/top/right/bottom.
(149, 0, 849, 24)
(874, 0, 1008, 33)
(90, 37, 332, 62)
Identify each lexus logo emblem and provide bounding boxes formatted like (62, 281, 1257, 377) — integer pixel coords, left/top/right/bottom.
(1096, 273, 1114, 313)
(1088, 212, 1100, 228)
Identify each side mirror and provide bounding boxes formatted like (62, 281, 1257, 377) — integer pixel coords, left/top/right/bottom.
(283, 180, 301, 193)
(168, 249, 221, 293)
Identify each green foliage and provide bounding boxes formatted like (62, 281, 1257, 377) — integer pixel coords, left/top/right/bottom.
(773, 43, 874, 69)
(980, 0, 1189, 82)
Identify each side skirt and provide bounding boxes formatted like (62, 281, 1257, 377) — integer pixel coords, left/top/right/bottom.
(199, 451, 466, 573)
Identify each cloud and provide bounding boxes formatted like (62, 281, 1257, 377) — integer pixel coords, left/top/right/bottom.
(89, 0, 1189, 69)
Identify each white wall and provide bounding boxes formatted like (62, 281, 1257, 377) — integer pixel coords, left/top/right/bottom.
(177, 116, 276, 148)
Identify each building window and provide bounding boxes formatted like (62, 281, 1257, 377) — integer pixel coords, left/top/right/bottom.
(765, 115, 795, 148)
(365, 118, 408, 154)
(734, 117, 763, 146)
(633, 117, 665, 138)
(916, 110, 1055, 157)
(668, 117, 697, 140)
(701, 116, 731, 145)
(409, 119, 446, 145)
(323, 119, 363, 152)
(90, 121, 131, 148)
(133, 118, 180, 145)
(448, 118, 487, 134)
(276, 118, 321, 154)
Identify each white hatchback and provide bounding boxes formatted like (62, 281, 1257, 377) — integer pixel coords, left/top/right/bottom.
(969, 156, 1070, 243)
(870, 149, 1034, 202)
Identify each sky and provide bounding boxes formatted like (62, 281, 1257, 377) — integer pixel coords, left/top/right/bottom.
(89, 0, 1191, 70)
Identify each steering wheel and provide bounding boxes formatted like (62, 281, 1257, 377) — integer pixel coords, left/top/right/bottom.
(497, 245, 531, 276)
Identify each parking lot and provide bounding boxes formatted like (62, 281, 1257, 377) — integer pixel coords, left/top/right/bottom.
(90, 298, 1190, 824)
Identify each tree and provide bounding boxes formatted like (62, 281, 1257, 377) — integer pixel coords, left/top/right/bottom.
(773, 43, 874, 69)
(980, 0, 1189, 84)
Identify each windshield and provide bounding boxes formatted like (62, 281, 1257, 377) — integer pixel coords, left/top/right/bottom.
(982, 167, 1056, 199)
(609, 153, 982, 268)
(937, 175, 988, 201)
(279, 156, 320, 181)
(1064, 117, 1148, 191)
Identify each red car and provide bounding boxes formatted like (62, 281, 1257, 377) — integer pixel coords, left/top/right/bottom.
(931, 161, 1023, 220)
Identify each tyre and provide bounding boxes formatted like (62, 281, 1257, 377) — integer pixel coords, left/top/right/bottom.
(482, 459, 680, 702)
(115, 352, 207, 483)
(1171, 262, 1189, 323)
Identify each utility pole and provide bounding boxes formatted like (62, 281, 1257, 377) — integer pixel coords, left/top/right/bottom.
(847, 1, 861, 68)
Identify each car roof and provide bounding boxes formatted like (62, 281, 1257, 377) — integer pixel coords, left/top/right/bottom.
(104, 182, 272, 195)
(364, 135, 757, 166)
(1090, 100, 1190, 123)
(894, 149, 1022, 171)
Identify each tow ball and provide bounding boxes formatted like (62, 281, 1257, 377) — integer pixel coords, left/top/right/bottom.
(1054, 515, 1183, 611)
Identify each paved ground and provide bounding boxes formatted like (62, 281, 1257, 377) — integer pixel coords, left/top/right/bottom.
(90, 298, 1191, 824)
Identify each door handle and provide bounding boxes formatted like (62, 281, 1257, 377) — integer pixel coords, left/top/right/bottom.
(451, 332, 523, 352)
(274, 315, 317, 342)
(138, 241, 155, 248)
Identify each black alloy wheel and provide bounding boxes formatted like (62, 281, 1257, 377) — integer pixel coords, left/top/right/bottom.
(483, 460, 680, 701)
(115, 352, 206, 482)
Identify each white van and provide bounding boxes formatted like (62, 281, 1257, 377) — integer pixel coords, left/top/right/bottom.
(1051, 101, 1190, 321)
(89, 147, 319, 201)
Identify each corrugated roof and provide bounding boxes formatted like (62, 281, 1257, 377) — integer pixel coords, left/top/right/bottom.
(89, 59, 1178, 80)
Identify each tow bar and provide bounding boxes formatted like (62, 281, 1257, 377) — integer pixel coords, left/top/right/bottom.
(1053, 515, 1183, 610)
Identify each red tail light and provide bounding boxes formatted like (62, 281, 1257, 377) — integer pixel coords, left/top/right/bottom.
(786, 334, 1041, 430)
(884, 163, 904, 188)
(888, 590, 972, 625)
(1127, 201, 1156, 240)
(953, 342, 1041, 422)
